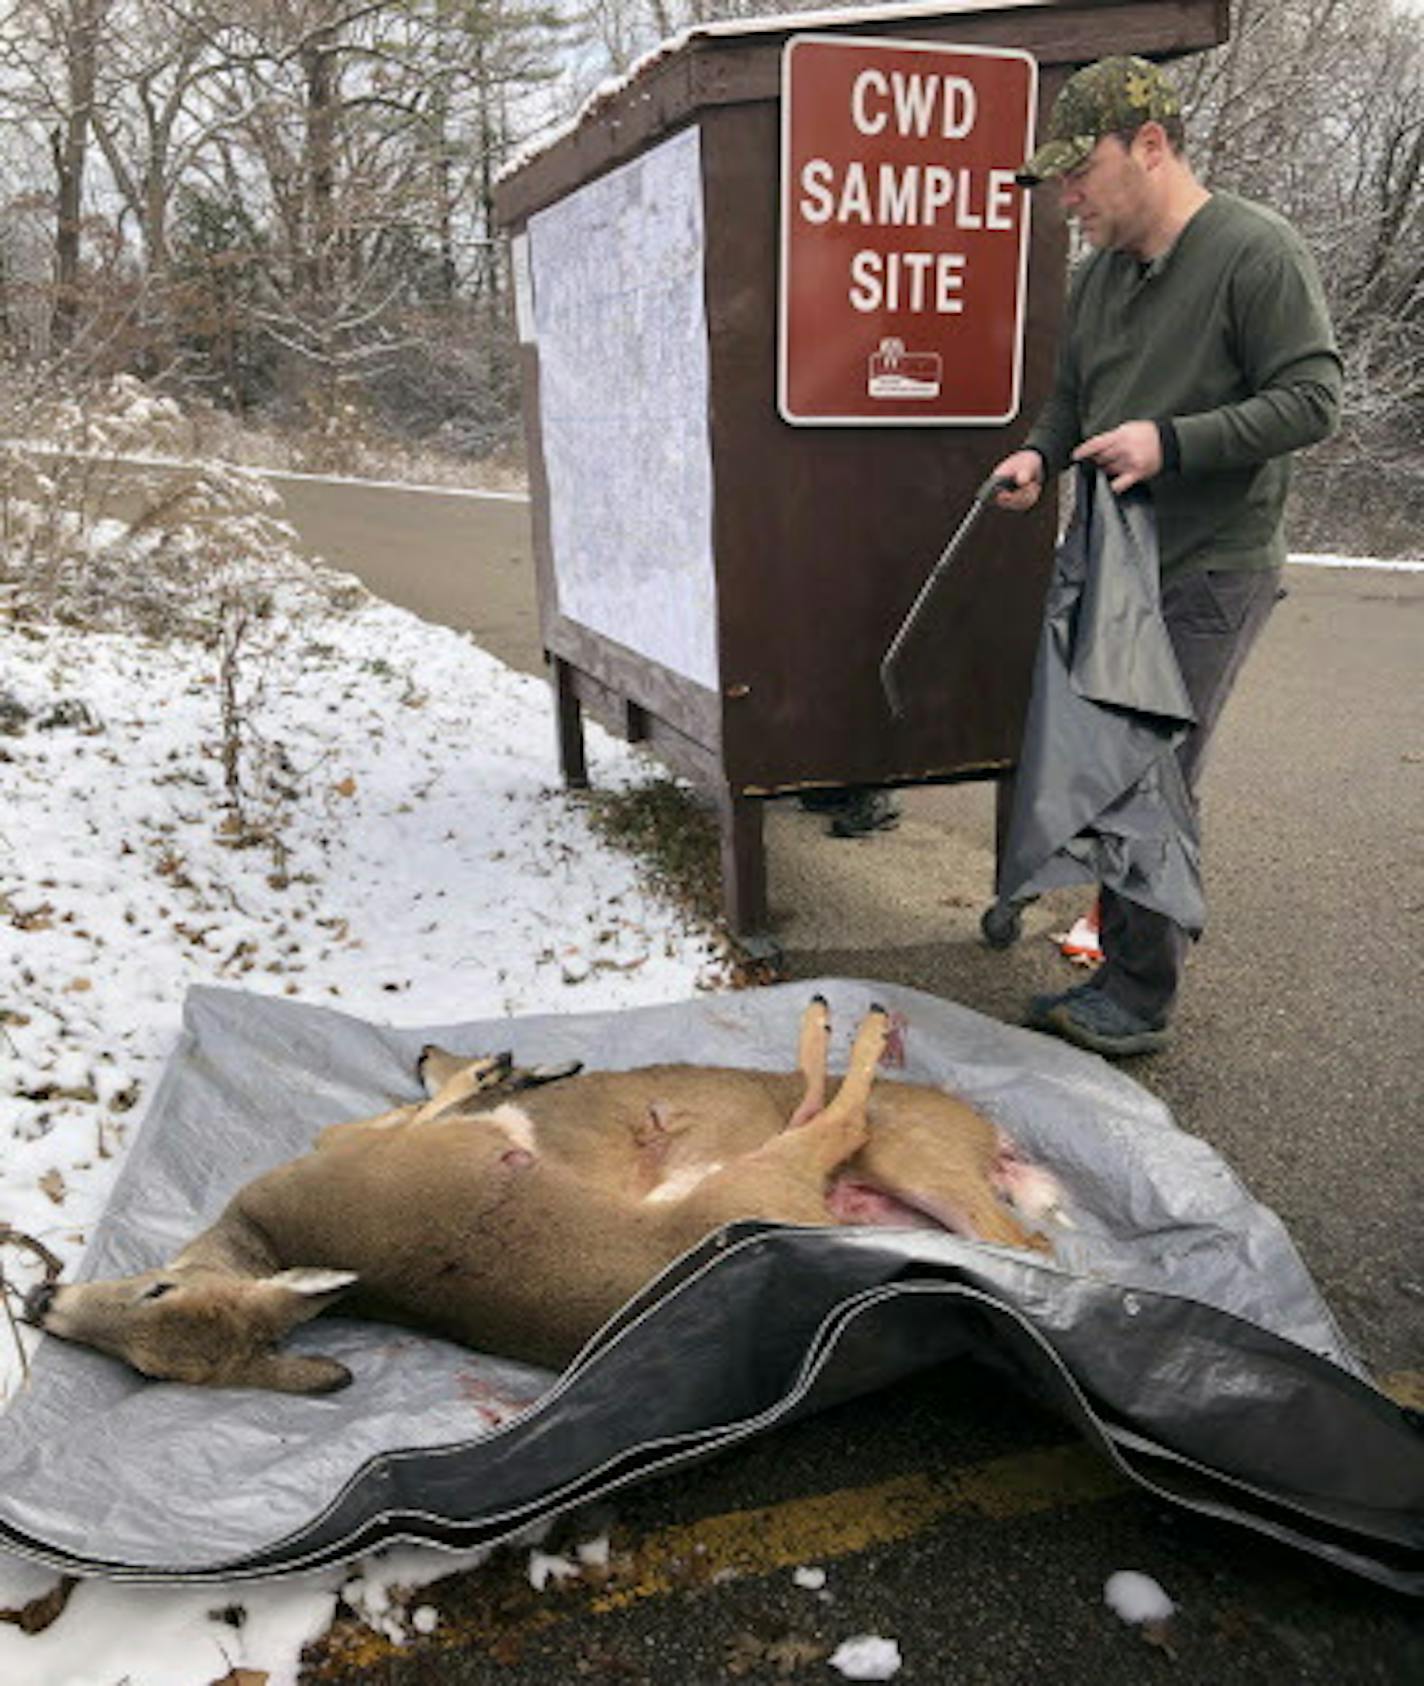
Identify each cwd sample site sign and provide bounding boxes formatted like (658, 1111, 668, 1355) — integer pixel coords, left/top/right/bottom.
(779, 35, 1037, 426)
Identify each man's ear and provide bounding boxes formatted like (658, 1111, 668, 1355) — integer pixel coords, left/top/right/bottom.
(1132, 120, 1169, 169)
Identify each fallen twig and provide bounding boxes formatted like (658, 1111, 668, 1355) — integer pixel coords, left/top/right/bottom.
(0, 1223, 64, 1388)
(0, 1222, 63, 1279)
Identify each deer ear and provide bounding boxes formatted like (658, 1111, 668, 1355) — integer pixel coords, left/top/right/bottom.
(258, 1268, 359, 1332)
(243, 1272, 359, 1392)
(240, 1350, 354, 1394)
(267, 1268, 359, 1297)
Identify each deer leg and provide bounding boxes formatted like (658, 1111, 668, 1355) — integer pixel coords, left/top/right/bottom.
(417, 1045, 513, 1099)
(852, 1106, 1053, 1255)
(758, 1005, 888, 1176)
(816, 1004, 889, 1130)
(786, 993, 832, 1129)
(680, 1008, 890, 1232)
(410, 1052, 514, 1125)
(315, 1101, 420, 1151)
(324, 1055, 517, 1150)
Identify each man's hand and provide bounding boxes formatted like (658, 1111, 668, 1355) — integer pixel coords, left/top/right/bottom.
(1072, 421, 1162, 493)
(990, 449, 1044, 512)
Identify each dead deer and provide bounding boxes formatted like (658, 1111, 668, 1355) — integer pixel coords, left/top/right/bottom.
(24, 1000, 1058, 1392)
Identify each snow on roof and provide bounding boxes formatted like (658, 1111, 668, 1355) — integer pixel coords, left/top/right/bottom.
(496, 0, 1055, 187)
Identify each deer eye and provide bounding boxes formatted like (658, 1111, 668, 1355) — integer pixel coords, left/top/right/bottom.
(139, 1281, 177, 1302)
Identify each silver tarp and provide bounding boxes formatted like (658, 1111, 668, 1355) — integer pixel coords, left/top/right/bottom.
(996, 469, 1206, 933)
(1, 981, 1419, 1588)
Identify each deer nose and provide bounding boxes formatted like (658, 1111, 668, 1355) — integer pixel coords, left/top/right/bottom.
(21, 1280, 56, 1327)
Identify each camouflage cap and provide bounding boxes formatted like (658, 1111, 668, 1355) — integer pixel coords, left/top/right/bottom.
(1017, 56, 1184, 186)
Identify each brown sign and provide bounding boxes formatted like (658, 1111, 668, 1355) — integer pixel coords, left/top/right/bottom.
(780, 35, 1037, 426)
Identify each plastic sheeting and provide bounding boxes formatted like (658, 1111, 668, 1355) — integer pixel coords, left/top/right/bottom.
(996, 469, 1206, 934)
(1, 981, 1420, 1589)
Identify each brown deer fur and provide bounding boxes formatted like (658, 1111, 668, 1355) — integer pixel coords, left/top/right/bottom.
(27, 1003, 1053, 1391)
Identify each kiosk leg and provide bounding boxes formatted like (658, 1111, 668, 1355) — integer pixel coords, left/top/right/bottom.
(625, 699, 650, 744)
(993, 769, 1017, 868)
(980, 769, 1028, 949)
(717, 787, 768, 937)
(552, 657, 588, 790)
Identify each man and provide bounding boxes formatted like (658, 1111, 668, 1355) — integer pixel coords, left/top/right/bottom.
(993, 56, 1342, 1058)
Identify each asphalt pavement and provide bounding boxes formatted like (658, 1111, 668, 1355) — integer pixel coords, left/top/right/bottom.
(279, 476, 1424, 1685)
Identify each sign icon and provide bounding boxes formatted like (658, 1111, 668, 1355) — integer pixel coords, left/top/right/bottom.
(780, 36, 1037, 426)
(868, 337, 942, 400)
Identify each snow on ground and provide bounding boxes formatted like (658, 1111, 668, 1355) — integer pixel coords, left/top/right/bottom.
(1104, 1568, 1176, 1627)
(829, 1634, 903, 1680)
(0, 565, 732, 1684)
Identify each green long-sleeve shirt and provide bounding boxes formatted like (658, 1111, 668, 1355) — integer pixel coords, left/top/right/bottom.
(1024, 191, 1343, 576)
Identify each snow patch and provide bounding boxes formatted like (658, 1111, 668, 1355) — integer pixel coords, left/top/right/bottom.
(1104, 1568, 1175, 1626)
(830, 1633, 903, 1680)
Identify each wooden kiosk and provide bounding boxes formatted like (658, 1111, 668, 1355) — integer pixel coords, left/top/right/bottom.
(493, 0, 1228, 937)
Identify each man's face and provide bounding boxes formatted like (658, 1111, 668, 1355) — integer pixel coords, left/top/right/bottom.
(1056, 133, 1152, 253)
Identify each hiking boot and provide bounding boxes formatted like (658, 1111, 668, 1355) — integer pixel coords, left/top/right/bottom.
(1027, 985, 1170, 1058)
(827, 790, 901, 838)
(1024, 980, 1100, 1027)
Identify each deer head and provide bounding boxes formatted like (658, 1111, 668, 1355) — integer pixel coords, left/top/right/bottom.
(25, 1266, 359, 1394)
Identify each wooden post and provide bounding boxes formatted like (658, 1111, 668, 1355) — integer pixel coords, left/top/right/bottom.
(717, 786, 768, 936)
(553, 658, 589, 789)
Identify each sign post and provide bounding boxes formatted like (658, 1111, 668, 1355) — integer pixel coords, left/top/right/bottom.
(780, 36, 1037, 426)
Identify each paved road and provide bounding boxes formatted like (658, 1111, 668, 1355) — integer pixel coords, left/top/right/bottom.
(270, 472, 545, 675)
(278, 476, 1424, 1684)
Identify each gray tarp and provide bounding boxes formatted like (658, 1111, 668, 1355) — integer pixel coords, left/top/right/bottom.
(1, 981, 1420, 1589)
(996, 469, 1206, 933)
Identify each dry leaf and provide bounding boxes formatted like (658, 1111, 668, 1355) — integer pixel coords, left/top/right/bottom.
(766, 1636, 827, 1673)
(333, 776, 357, 798)
(38, 1169, 67, 1206)
(1141, 1617, 1179, 1660)
(0, 1576, 77, 1634)
(725, 1632, 767, 1676)
(65, 977, 93, 993)
(209, 1671, 268, 1686)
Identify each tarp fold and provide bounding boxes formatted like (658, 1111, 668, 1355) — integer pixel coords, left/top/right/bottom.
(996, 469, 1205, 933)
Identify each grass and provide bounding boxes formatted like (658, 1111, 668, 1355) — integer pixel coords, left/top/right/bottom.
(580, 779, 724, 934)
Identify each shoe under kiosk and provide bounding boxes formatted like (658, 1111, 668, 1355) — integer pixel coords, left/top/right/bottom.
(493, 0, 1228, 939)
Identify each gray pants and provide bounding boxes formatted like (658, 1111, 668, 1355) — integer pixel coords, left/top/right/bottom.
(1096, 566, 1282, 1023)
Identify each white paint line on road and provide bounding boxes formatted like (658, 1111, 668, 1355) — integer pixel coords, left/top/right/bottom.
(259, 466, 530, 501)
(4, 441, 531, 503)
(1288, 552, 1423, 573)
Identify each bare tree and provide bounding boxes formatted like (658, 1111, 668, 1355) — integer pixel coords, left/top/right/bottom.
(0, 0, 112, 348)
(1, 0, 1418, 531)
